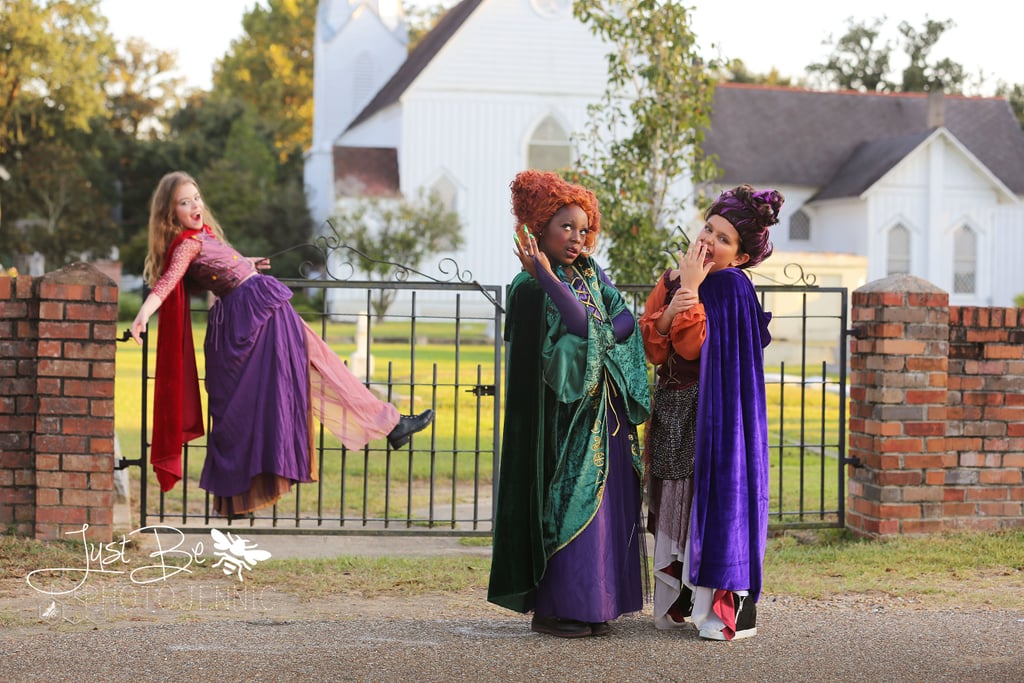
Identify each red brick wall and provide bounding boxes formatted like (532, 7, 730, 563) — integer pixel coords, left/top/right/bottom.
(0, 263, 117, 542)
(946, 306, 1024, 528)
(0, 274, 38, 535)
(848, 275, 1024, 537)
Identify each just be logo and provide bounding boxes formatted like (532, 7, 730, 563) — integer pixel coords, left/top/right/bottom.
(25, 524, 274, 596)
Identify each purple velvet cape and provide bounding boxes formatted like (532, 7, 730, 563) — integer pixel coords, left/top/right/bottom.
(688, 268, 772, 602)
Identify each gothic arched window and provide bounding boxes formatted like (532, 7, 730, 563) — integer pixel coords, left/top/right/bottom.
(887, 224, 911, 276)
(953, 224, 976, 294)
(526, 116, 572, 171)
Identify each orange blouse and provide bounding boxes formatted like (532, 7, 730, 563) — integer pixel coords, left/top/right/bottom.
(638, 270, 707, 389)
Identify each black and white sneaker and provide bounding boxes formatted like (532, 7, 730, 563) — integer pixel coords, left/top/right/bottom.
(699, 592, 757, 641)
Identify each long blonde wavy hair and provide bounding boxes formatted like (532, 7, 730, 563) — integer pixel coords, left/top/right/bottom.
(142, 171, 229, 287)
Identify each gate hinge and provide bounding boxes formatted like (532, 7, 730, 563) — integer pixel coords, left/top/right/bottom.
(466, 385, 496, 397)
(841, 456, 863, 468)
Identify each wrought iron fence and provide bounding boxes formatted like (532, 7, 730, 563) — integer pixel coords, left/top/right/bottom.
(122, 242, 850, 534)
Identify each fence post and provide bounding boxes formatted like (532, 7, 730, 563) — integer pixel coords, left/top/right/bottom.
(0, 273, 38, 535)
(847, 275, 950, 537)
(0, 263, 118, 542)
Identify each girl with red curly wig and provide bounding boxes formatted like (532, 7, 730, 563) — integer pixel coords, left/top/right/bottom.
(488, 170, 651, 638)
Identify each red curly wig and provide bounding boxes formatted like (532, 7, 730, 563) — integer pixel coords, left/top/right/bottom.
(510, 170, 601, 253)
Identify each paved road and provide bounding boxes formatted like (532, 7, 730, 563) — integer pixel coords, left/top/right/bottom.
(2, 602, 1022, 682)
(3, 534, 1022, 682)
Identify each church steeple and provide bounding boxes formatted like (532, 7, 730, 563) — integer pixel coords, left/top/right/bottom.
(317, 0, 406, 41)
(306, 0, 410, 224)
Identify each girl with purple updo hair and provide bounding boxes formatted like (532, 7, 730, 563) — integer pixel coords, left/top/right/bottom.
(639, 183, 781, 641)
(705, 184, 783, 268)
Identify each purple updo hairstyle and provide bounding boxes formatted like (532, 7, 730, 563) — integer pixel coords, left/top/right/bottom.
(705, 184, 784, 268)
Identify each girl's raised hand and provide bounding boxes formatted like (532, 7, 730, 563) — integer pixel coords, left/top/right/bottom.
(678, 239, 712, 292)
(513, 225, 552, 280)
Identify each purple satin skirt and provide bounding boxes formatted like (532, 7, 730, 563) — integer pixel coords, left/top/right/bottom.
(532, 394, 645, 622)
(199, 276, 313, 497)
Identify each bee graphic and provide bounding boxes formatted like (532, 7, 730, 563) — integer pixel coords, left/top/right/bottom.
(209, 529, 272, 581)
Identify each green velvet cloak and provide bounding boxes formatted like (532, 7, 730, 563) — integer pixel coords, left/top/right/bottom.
(487, 257, 651, 613)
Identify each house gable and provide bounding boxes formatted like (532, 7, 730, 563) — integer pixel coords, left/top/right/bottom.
(816, 128, 1018, 204)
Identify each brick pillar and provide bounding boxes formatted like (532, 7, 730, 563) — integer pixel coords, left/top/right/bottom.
(847, 275, 951, 538)
(0, 263, 118, 542)
(0, 274, 38, 535)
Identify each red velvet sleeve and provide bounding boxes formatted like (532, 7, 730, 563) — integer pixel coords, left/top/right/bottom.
(149, 237, 200, 301)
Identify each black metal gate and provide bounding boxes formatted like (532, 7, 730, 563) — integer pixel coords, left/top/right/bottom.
(119, 258, 850, 534)
(119, 248, 503, 536)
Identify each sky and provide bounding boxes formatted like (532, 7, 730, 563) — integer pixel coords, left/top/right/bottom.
(98, 0, 1022, 95)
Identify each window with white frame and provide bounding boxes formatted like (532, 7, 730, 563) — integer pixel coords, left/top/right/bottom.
(789, 209, 810, 241)
(953, 224, 976, 294)
(527, 116, 572, 171)
(887, 224, 911, 276)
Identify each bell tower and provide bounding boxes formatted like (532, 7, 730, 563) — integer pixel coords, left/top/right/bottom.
(305, 0, 409, 224)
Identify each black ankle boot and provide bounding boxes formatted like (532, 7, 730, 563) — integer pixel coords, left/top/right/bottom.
(387, 409, 435, 449)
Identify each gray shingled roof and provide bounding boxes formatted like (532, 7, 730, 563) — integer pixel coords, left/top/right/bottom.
(703, 84, 1024, 197)
(346, 0, 484, 132)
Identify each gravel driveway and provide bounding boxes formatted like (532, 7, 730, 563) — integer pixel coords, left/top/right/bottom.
(3, 534, 1021, 682)
(2, 590, 1022, 682)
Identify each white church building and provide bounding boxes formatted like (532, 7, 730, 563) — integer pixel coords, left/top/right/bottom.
(304, 0, 1024, 309)
(304, 0, 608, 303)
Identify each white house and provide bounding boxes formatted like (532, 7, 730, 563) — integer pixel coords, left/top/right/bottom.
(704, 84, 1024, 308)
(304, 0, 1024, 309)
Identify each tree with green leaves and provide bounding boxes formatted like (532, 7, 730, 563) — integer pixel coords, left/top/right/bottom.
(0, 0, 114, 152)
(996, 83, 1024, 131)
(106, 37, 184, 140)
(571, 0, 719, 286)
(897, 18, 965, 93)
(329, 189, 464, 320)
(807, 17, 893, 92)
(212, 0, 317, 163)
(3, 140, 116, 268)
(808, 16, 966, 94)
